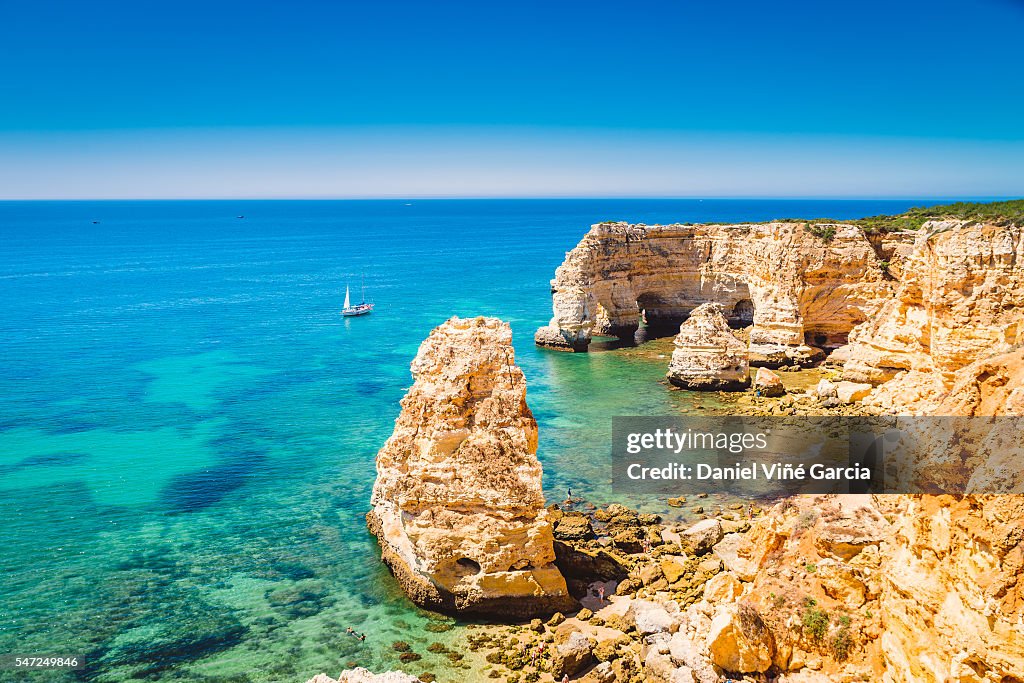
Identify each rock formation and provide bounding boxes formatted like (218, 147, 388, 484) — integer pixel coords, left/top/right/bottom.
(666, 303, 750, 390)
(753, 367, 785, 397)
(535, 221, 893, 357)
(878, 494, 1024, 683)
(843, 220, 1024, 413)
(367, 316, 575, 618)
(305, 670, 419, 683)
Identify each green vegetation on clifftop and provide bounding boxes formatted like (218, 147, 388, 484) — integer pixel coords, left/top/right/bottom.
(779, 199, 1024, 241)
(850, 199, 1024, 234)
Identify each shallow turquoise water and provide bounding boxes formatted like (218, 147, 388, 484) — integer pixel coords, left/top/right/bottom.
(0, 199, 927, 681)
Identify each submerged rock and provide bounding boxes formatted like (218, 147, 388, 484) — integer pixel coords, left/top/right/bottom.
(306, 670, 420, 683)
(368, 316, 575, 618)
(667, 303, 750, 391)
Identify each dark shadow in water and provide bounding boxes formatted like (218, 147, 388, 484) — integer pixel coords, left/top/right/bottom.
(80, 611, 247, 681)
(0, 451, 90, 477)
(159, 451, 266, 514)
(587, 336, 636, 352)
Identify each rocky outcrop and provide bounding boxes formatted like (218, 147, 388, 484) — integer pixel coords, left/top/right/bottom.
(535, 221, 892, 355)
(706, 603, 775, 673)
(843, 220, 1024, 413)
(305, 670, 419, 683)
(368, 316, 575, 618)
(666, 303, 750, 390)
(879, 494, 1024, 683)
(933, 348, 1024, 416)
(753, 367, 785, 397)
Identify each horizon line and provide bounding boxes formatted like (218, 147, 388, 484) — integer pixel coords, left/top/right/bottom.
(1, 194, 1019, 202)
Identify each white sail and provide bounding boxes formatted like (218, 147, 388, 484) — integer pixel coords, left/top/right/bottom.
(343, 285, 351, 309)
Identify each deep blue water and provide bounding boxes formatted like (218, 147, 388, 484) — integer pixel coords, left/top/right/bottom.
(0, 199, 934, 681)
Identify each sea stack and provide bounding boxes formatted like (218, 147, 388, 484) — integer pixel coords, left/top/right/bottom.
(368, 316, 575, 618)
(667, 303, 750, 390)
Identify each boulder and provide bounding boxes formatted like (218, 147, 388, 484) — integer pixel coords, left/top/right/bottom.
(814, 379, 837, 399)
(551, 631, 594, 678)
(835, 380, 872, 403)
(668, 632, 720, 683)
(702, 570, 743, 603)
(680, 519, 724, 555)
(627, 600, 676, 636)
(753, 367, 786, 397)
(706, 603, 775, 673)
(670, 667, 697, 683)
(555, 514, 595, 541)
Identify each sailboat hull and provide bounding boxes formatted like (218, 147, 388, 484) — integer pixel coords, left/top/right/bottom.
(341, 303, 374, 317)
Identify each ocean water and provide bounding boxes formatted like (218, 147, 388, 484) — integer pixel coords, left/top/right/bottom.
(0, 199, 928, 682)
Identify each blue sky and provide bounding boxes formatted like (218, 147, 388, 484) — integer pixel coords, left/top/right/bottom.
(1, 0, 1022, 198)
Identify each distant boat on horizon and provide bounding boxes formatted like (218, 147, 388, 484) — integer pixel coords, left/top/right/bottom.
(341, 280, 374, 317)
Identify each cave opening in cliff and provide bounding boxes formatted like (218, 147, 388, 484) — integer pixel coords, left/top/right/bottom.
(636, 292, 690, 339)
(454, 557, 482, 575)
(729, 298, 754, 327)
(804, 330, 848, 348)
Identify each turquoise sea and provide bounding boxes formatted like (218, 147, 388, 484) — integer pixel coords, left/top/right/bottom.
(0, 199, 927, 682)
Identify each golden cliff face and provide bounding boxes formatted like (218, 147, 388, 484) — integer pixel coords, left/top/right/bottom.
(367, 316, 575, 618)
(534, 221, 893, 356)
(878, 494, 1024, 683)
(844, 220, 1024, 414)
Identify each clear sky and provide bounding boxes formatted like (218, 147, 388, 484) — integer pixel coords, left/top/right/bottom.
(2, 0, 1022, 199)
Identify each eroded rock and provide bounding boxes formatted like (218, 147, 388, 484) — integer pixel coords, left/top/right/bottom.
(368, 316, 574, 618)
(706, 603, 775, 673)
(667, 303, 750, 390)
(537, 221, 891, 353)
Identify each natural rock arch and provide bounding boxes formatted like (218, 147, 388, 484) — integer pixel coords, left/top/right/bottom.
(535, 221, 895, 356)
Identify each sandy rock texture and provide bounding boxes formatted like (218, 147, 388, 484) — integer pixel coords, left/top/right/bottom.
(367, 316, 575, 618)
(878, 494, 1024, 683)
(666, 303, 750, 390)
(843, 220, 1024, 413)
(535, 221, 892, 355)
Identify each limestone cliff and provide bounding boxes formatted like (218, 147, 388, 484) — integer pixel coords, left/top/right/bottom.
(666, 302, 750, 390)
(878, 494, 1024, 683)
(368, 316, 575, 618)
(652, 494, 1024, 683)
(843, 220, 1024, 413)
(535, 221, 892, 357)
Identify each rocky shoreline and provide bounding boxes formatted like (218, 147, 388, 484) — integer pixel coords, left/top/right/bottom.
(310, 203, 1024, 683)
(312, 490, 1024, 683)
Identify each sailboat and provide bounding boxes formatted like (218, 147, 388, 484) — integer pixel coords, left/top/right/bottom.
(341, 279, 374, 317)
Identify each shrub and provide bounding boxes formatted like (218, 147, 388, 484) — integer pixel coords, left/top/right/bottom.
(832, 615, 853, 661)
(802, 606, 830, 641)
(795, 509, 819, 532)
(808, 224, 837, 242)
